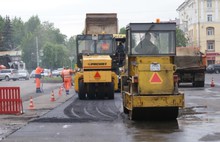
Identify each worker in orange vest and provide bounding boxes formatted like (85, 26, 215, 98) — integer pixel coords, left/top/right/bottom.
(61, 66, 75, 95)
(35, 66, 44, 93)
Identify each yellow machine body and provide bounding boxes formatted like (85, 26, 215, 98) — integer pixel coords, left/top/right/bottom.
(122, 22, 185, 120)
(123, 56, 184, 106)
(74, 55, 118, 94)
(129, 56, 175, 94)
(122, 56, 184, 120)
(83, 55, 113, 83)
(83, 55, 112, 70)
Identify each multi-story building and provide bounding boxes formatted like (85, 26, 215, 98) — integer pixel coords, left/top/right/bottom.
(177, 0, 220, 65)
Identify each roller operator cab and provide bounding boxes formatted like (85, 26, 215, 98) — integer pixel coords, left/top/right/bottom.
(74, 34, 124, 100)
(121, 23, 185, 120)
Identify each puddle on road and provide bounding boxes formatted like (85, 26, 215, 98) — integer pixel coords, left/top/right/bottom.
(199, 132, 220, 141)
(121, 105, 220, 142)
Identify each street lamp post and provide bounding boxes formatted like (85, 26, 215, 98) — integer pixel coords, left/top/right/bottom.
(69, 56, 74, 69)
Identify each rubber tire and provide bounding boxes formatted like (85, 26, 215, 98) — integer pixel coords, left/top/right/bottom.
(107, 83, 114, 99)
(5, 76, 10, 81)
(78, 80, 86, 100)
(193, 81, 204, 87)
(87, 84, 96, 99)
(123, 106, 129, 114)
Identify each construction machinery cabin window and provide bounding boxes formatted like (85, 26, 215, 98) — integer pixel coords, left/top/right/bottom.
(77, 34, 113, 55)
(130, 31, 175, 55)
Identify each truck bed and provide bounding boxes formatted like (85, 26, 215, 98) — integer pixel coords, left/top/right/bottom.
(175, 56, 204, 69)
(85, 13, 118, 34)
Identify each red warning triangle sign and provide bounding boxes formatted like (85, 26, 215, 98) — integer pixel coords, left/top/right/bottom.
(149, 72, 163, 84)
(94, 71, 101, 79)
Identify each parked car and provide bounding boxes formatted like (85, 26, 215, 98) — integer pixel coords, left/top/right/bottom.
(18, 70, 30, 80)
(30, 70, 36, 78)
(30, 69, 51, 78)
(42, 69, 51, 77)
(206, 64, 220, 74)
(52, 68, 63, 77)
(52, 70, 60, 77)
(0, 69, 20, 81)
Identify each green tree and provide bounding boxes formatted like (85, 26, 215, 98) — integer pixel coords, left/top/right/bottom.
(119, 27, 126, 34)
(66, 36, 76, 64)
(21, 16, 41, 69)
(0, 14, 73, 70)
(176, 28, 188, 47)
(2, 16, 14, 51)
(24, 15, 41, 34)
(40, 21, 66, 45)
(11, 17, 25, 48)
(0, 16, 4, 32)
(0, 16, 3, 47)
(21, 33, 37, 69)
(41, 42, 68, 69)
(21, 16, 68, 70)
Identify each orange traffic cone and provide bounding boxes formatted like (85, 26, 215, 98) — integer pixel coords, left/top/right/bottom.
(58, 87, 62, 96)
(50, 91, 56, 102)
(28, 96, 34, 110)
(211, 78, 215, 87)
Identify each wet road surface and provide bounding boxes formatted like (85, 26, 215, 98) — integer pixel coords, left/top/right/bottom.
(2, 74, 220, 142)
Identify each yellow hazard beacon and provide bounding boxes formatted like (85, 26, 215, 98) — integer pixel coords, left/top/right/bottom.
(121, 20, 185, 120)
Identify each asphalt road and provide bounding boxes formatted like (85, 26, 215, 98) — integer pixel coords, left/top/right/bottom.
(1, 73, 220, 142)
(0, 78, 61, 101)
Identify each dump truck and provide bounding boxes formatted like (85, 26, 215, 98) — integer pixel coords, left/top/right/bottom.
(174, 47, 206, 87)
(74, 13, 125, 99)
(121, 22, 184, 120)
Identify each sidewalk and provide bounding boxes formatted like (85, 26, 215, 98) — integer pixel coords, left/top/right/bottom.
(0, 87, 74, 141)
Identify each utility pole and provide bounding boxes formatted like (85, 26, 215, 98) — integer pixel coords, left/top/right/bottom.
(36, 37, 39, 66)
(69, 56, 74, 69)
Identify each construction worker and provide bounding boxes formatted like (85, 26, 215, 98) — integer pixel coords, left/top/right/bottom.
(61, 66, 75, 95)
(35, 66, 44, 93)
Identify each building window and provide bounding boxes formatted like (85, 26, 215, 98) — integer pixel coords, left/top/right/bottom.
(207, 27, 214, 35)
(207, 0, 212, 8)
(207, 14, 212, 21)
(207, 40, 215, 50)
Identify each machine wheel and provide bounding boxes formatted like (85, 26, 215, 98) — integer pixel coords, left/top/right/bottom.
(193, 81, 204, 87)
(128, 110, 136, 120)
(123, 106, 129, 114)
(196, 81, 204, 87)
(192, 82, 196, 87)
(107, 82, 114, 99)
(78, 80, 86, 100)
(5, 76, 10, 81)
(87, 84, 96, 99)
(199, 81, 205, 87)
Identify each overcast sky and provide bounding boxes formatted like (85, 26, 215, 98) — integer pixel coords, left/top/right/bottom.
(1, 0, 184, 38)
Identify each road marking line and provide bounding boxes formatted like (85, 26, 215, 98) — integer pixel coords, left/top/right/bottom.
(96, 107, 113, 118)
(107, 107, 118, 115)
(71, 108, 81, 118)
(84, 108, 96, 118)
